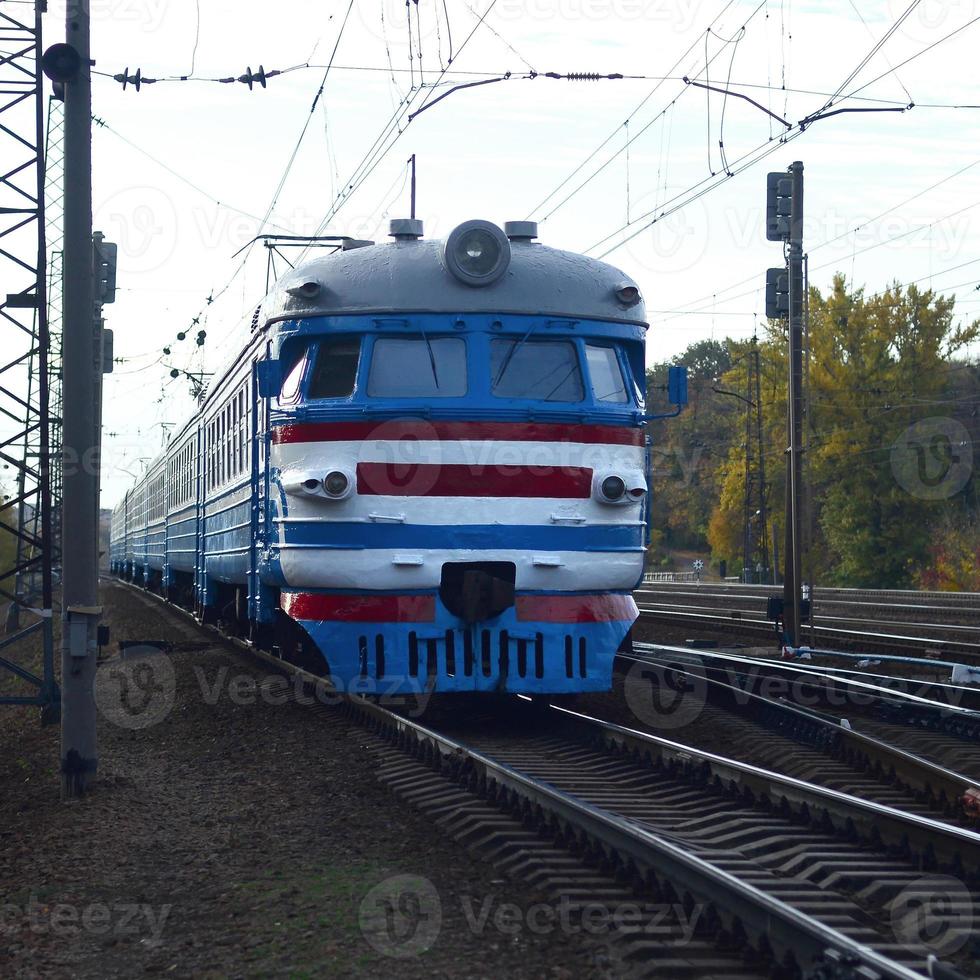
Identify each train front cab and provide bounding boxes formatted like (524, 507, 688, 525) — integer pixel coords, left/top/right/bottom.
(266, 311, 650, 695)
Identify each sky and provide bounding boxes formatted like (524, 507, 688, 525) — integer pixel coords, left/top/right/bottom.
(35, 0, 980, 505)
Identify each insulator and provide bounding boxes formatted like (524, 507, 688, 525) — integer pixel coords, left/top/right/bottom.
(113, 67, 142, 92)
(239, 65, 268, 90)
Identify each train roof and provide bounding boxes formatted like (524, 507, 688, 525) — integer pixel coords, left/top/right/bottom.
(260, 219, 648, 328)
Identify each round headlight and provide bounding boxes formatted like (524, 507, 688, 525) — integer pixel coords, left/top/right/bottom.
(443, 220, 511, 287)
(601, 476, 626, 502)
(323, 471, 350, 498)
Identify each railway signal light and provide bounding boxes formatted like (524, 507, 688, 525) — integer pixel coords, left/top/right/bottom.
(766, 172, 793, 241)
(765, 267, 789, 319)
(94, 236, 117, 304)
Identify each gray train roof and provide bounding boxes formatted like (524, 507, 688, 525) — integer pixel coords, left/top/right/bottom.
(261, 222, 648, 327)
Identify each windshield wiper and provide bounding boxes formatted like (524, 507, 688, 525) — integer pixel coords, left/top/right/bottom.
(418, 323, 439, 389)
(492, 322, 538, 389)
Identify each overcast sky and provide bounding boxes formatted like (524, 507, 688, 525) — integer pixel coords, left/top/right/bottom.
(40, 0, 980, 505)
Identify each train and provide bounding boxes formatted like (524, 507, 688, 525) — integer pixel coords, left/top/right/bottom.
(110, 218, 686, 696)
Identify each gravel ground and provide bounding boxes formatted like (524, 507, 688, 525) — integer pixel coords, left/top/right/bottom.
(0, 581, 603, 979)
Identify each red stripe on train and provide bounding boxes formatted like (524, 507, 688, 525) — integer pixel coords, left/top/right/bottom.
(281, 593, 436, 622)
(515, 594, 639, 623)
(272, 420, 644, 446)
(355, 462, 593, 498)
(280, 592, 637, 624)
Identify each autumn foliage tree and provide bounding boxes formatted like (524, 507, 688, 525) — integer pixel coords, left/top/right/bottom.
(707, 276, 980, 587)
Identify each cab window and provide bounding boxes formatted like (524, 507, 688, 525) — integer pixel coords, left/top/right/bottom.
(368, 337, 466, 397)
(491, 339, 584, 402)
(586, 344, 628, 403)
(279, 348, 308, 404)
(309, 338, 360, 399)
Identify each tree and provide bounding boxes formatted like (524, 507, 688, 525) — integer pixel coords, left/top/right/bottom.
(705, 276, 979, 587)
(647, 340, 736, 562)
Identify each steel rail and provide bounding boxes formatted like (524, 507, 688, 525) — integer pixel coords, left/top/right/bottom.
(636, 606, 980, 658)
(618, 651, 980, 816)
(632, 643, 980, 720)
(545, 700, 980, 876)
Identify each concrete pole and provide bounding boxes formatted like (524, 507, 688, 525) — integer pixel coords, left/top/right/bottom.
(60, 0, 99, 797)
(782, 161, 805, 649)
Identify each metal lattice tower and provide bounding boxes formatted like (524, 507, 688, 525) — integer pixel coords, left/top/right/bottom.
(45, 94, 64, 570)
(0, 0, 58, 719)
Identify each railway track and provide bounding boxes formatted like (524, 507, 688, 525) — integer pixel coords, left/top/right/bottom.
(630, 644, 980, 769)
(634, 583, 980, 661)
(112, 579, 980, 978)
(612, 646, 980, 823)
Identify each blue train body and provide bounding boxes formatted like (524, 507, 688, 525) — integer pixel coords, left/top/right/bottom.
(110, 219, 653, 695)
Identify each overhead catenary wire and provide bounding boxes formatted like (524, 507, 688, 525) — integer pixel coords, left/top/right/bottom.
(159, 1, 358, 379)
(663, 155, 980, 321)
(525, 0, 747, 221)
(298, 0, 503, 260)
(585, 1, 950, 261)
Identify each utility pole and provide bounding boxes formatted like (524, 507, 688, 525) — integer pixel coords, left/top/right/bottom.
(58, 0, 100, 796)
(752, 340, 769, 584)
(765, 161, 805, 648)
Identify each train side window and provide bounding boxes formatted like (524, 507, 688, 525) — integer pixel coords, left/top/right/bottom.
(490, 339, 584, 402)
(585, 344, 628, 403)
(368, 337, 466, 397)
(309, 338, 361, 399)
(279, 349, 308, 404)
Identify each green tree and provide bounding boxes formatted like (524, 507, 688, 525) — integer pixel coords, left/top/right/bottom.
(706, 276, 979, 587)
(647, 340, 736, 563)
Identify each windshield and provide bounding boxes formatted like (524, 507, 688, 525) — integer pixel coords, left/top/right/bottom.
(490, 339, 584, 402)
(586, 344, 628, 403)
(368, 337, 467, 397)
(309, 337, 360, 399)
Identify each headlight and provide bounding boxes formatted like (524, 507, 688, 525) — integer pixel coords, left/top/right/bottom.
(601, 476, 626, 502)
(323, 470, 352, 499)
(443, 220, 511, 287)
(594, 470, 646, 505)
